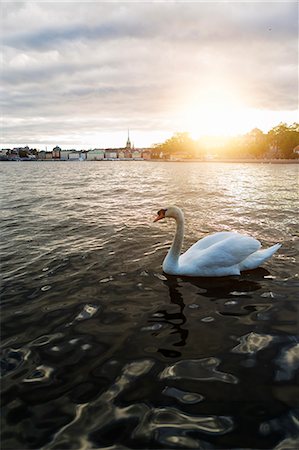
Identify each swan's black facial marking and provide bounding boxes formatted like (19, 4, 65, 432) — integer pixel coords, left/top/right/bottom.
(154, 208, 167, 222)
(157, 208, 167, 216)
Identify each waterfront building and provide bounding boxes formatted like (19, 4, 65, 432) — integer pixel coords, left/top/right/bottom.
(37, 150, 52, 160)
(58, 149, 84, 160)
(37, 150, 45, 160)
(125, 130, 131, 150)
(6, 146, 37, 159)
(105, 149, 118, 159)
(86, 149, 105, 160)
(116, 130, 132, 158)
(141, 149, 152, 160)
(118, 150, 127, 159)
(68, 152, 81, 160)
(52, 146, 61, 159)
(131, 149, 142, 159)
(60, 150, 72, 160)
(45, 152, 52, 160)
(69, 151, 86, 160)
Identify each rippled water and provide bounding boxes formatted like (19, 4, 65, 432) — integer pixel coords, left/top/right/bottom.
(1, 161, 298, 449)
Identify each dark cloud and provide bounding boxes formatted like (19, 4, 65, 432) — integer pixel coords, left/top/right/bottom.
(3, 22, 151, 50)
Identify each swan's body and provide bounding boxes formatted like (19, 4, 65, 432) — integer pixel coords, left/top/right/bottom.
(154, 206, 281, 277)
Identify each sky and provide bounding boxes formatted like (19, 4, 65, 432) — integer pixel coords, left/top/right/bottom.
(1, 1, 298, 149)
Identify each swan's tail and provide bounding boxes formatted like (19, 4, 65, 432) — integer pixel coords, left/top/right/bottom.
(239, 243, 281, 271)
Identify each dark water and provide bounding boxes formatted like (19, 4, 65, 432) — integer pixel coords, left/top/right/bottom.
(1, 161, 298, 450)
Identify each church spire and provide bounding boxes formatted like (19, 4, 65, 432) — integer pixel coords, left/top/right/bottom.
(126, 129, 131, 149)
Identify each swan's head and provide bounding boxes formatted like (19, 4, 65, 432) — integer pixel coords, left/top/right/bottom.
(153, 206, 183, 222)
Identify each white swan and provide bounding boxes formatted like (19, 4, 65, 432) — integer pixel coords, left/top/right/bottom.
(154, 206, 281, 277)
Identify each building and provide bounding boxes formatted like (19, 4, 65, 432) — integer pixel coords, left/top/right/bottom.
(37, 150, 52, 160)
(131, 149, 142, 159)
(68, 152, 81, 160)
(69, 151, 86, 160)
(60, 150, 72, 160)
(52, 146, 61, 159)
(59, 149, 79, 160)
(6, 146, 37, 159)
(125, 130, 131, 150)
(56, 149, 85, 160)
(141, 149, 152, 160)
(118, 149, 129, 159)
(105, 149, 118, 159)
(86, 149, 105, 160)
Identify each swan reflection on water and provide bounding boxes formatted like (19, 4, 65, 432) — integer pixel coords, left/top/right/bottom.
(148, 268, 267, 357)
(152, 278, 189, 355)
(162, 267, 267, 298)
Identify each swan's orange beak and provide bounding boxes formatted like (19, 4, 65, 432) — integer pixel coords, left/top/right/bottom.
(153, 209, 166, 222)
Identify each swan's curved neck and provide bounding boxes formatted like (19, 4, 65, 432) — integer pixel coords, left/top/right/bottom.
(163, 209, 184, 272)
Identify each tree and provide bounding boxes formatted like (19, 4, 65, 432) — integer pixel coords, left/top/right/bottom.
(18, 149, 29, 158)
(151, 132, 200, 159)
(243, 128, 268, 158)
(267, 122, 299, 159)
(150, 123, 299, 160)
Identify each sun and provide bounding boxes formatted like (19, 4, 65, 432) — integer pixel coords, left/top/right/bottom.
(181, 85, 253, 138)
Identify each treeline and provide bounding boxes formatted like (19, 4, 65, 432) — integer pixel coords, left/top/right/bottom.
(151, 123, 299, 159)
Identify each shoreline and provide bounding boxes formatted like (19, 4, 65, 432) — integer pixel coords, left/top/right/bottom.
(1, 158, 298, 164)
(148, 158, 299, 164)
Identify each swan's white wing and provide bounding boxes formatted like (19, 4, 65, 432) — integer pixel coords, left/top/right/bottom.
(239, 243, 281, 271)
(180, 234, 261, 272)
(185, 231, 242, 253)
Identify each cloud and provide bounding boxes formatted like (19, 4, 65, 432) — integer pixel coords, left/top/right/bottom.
(1, 1, 298, 148)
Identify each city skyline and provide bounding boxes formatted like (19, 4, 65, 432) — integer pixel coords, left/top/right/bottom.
(1, 1, 298, 149)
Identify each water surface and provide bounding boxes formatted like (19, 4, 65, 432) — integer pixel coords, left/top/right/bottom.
(1, 161, 298, 449)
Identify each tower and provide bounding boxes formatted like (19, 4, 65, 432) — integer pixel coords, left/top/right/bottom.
(125, 130, 131, 150)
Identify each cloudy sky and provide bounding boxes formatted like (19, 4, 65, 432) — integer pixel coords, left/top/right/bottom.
(1, 1, 298, 149)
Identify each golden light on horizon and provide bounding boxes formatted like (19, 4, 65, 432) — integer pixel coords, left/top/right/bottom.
(179, 84, 297, 140)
